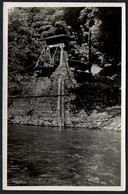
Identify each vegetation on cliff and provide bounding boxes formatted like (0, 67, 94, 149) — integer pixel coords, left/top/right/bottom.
(8, 7, 121, 111)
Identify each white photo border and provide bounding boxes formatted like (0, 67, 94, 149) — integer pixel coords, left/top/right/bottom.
(3, 2, 126, 191)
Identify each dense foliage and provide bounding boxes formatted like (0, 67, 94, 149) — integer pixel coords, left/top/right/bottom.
(8, 7, 121, 110)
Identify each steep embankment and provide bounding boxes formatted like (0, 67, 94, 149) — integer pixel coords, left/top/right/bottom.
(8, 72, 121, 131)
(8, 74, 59, 126)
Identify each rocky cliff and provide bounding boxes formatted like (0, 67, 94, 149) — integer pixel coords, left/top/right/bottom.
(8, 50, 121, 131)
(8, 72, 121, 131)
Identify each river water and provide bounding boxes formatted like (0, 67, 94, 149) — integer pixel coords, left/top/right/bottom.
(8, 124, 121, 186)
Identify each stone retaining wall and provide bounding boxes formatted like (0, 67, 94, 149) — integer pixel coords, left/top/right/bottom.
(8, 49, 121, 131)
(8, 92, 121, 131)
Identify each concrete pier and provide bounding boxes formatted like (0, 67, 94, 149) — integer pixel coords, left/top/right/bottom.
(58, 76, 65, 127)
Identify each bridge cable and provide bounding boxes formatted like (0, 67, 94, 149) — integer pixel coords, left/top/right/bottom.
(63, 51, 103, 130)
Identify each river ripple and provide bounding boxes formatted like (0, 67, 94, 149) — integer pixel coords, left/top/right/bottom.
(8, 124, 121, 186)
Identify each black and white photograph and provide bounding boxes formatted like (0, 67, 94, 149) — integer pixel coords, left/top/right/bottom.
(3, 2, 126, 191)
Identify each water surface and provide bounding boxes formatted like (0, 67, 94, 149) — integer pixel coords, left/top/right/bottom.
(8, 124, 121, 186)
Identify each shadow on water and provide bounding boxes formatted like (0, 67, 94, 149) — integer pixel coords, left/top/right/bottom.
(8, 124, 121, 186)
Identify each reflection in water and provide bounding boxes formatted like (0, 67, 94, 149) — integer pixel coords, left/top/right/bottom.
(8, 124, 121, 186)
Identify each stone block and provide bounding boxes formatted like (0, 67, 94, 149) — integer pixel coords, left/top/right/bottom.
(52, 120, 57, 126)
(97, 121, 102, 126)
(38, 120, 43, 125)
(103, 126, 108, 130)
(114, 126, 121, 131)
(107, 126, 114, 130)
(15, 118, 19, 123)
(110, 122, 117, 126)
(44, 121, 51, 126)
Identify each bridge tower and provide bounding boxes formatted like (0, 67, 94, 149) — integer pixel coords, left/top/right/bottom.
(35, 34, 73, 127)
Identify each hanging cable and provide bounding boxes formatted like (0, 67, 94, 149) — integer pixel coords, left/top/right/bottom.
(63, 51, 103, 130)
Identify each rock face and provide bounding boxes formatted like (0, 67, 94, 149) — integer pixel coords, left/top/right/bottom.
(8, 75, 58, 126)
(8, 49, 77, 127)
(8, 49, 121, 131)
(88, 107, 121, 131)
(8, 78, 121, 131)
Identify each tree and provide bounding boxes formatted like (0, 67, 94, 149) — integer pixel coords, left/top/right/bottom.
(64, 7, 121, 110)
(79, 7, 121, 65)
(8, 7, 121, 110)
